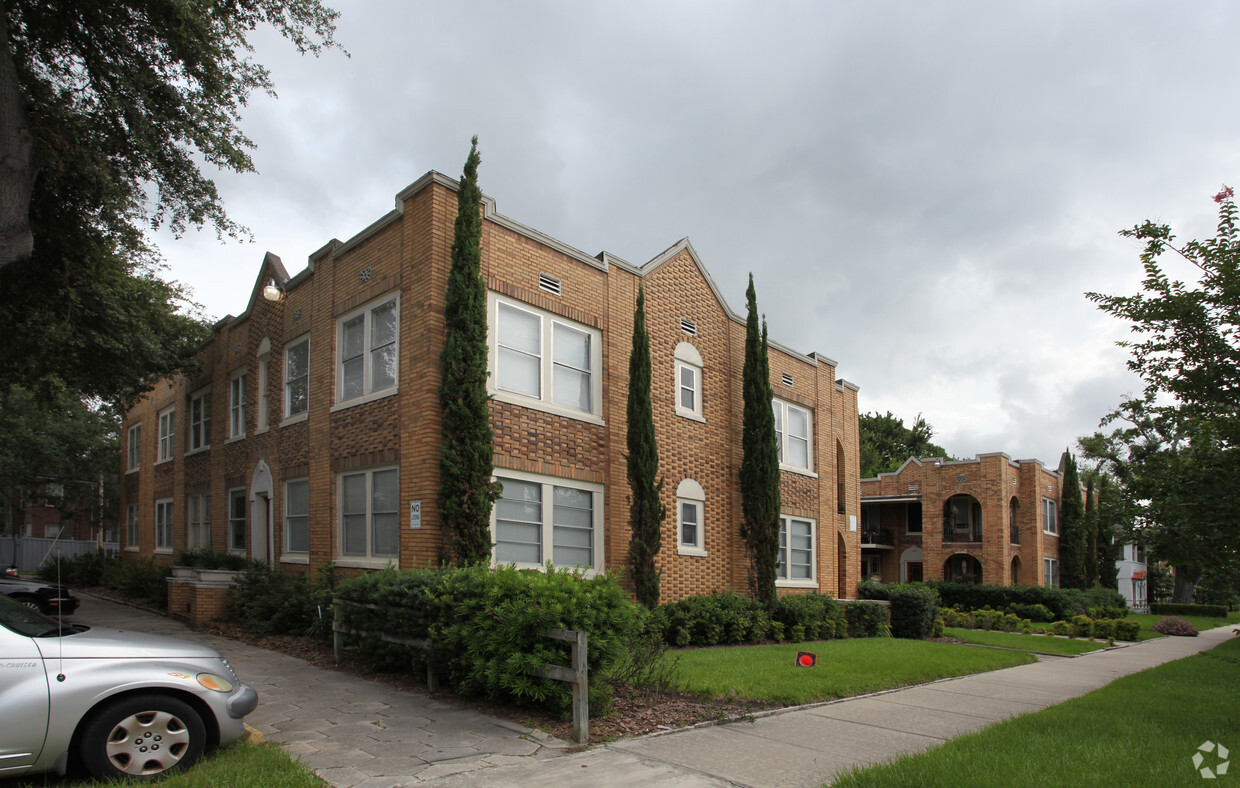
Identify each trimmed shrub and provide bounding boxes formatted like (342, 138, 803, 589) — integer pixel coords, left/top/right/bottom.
(857, 579, 890, 600)
(1008, 603, 1054, 623)
(940, 607, 975, 628)
(37, 550, 119, 587)
(888, 583, 939, 639)
(1151, 616, 1199, 637)
(226, 563, 334, 637)
(773, 593, 847, 641)
(1092, 618, 1117, 640)
(844, 601, 890, 638)
(926, 581, 1126, 621)
(174, 548, 250, 570)
(1087, 605, 1128, 621)
(102, 557, 171, 608)
(1070, 615, 1095, 639)
(1150, 602, 1228, 618)
(1114, 619, 1141, 641)
(1050, 620, 1071, 637)
(658, 590, 772, 647)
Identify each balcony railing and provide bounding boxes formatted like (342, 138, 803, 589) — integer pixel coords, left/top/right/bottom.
(861, 526, 894, 546)
(942, 523, 983, 543)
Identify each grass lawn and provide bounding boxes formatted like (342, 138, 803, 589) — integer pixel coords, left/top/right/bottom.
(671, 639, 1036, 706)
(942, 627, 1109, 655)
(1131, 611, 1240, 637)
(831, 635, 1240, 787)
(0, 740, 323, 788)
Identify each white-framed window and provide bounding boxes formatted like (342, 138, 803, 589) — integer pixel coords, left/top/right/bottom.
(284, 479, 309, 554)
(125, 503, 139, 550)
(45, 523, 63, 539)
(1043, 497, 1058, 535)
(773, 399, 813, 472)
(187, 494, 210, 550)
(1043, 557, 1060, 588)
(489, 293, 602, 422)
(155, 498, 174, 552)
(126, 424, 141, 472)
(257, 344, 271, 432)
(229, 371, 247, 439)
(285, 336, 310, 419)
(228, 489, 247, 552)
(337, 294, 398, 405)
(493, 470, 603, 570)
(674, 342, 704, 421)
(776, 515, 816, 587)
(188, 390, 211, 452)
(338, 468, 399, 561)
(157, 408, 175, 462)
(676, 479, 707, 556)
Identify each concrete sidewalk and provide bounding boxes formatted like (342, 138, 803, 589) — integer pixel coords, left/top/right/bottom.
(75, 594, 1235, 787)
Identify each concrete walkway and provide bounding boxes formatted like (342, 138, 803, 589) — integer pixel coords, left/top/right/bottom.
(75, 594, 1236, 787)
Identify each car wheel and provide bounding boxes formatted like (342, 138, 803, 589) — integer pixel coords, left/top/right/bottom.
(11, 595, 43, 613)
(79, 694, 206, 779)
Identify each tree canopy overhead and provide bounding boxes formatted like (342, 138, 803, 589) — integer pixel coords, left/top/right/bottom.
(1082, 185, 1240, 602)
(859, 411, 952, 478)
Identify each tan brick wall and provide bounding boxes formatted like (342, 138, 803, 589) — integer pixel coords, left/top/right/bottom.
(120, 173, 863, 608)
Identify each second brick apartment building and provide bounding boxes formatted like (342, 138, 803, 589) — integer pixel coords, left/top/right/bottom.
(120, 170, 863, 602)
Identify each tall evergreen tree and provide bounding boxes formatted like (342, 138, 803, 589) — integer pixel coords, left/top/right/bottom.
(1057, 451, 1088, 588)
(438, 137, 500, 566)
(739, 275, 781, 609)
(1082, 474, 1098, 587)
(626, 285, 665, 607)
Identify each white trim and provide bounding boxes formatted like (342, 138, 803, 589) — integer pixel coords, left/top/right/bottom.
(284, 478, 310, 555)
(157, 406, 175, 464)
(126, 424, 141, 472)
(188, 388, 212, 452)
(337, 466, 400, 561)
(773, 398, 813, 473)
(284, 334, 310, 419)
(492, 468, 605, 573)
(775, 514, 818, 589)
(229, 368, 247, 440)
(676, 479, 707, 557)
(335, 292, 400, 407)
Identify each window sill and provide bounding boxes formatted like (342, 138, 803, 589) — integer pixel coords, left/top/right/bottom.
(154, 548, 173, 555)
(185, 446, 210, 457)
(1043, 531, 1058, 537)
(331, 387, 398, 413)
(776, 579, 819, 590)
(334, 557, 398, 570)
(155, 458, 173, 466)
(225, 434, 246, 444)
(281, 412, 309, 427)
(125, 467, 140, 475)
(677, 546, 708, 557)
(254, 426, 270, 436)
(492, 560, 603, 578)
(675, 409, 705, 423)
(124, 545, 140, 552)
(280, 555, 310, 565)
(780, 464, 818, 479)
(490, 390, 605, 427)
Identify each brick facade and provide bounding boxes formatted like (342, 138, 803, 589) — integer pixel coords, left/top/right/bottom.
(120, 171, 862, 603)
(860, 453, 1065, 588)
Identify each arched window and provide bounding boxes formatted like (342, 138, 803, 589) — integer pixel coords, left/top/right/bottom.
(674, 343, 704, 421)
(944, 554, 983, 584)
(836, 441, 846, 514)
(1011, 556, 1022, 585)
(1009, 496, 1020, 544)
(676, 479, 706, 556)
(943, 494, 982, 542)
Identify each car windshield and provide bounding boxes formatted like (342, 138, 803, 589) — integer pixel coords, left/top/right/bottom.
(0, 591, 62, 637)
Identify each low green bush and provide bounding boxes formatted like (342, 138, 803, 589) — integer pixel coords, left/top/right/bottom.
(1150, 602, 1228, 618)
(927, 581, 1126, 620)
(844, 601, 891, 638)
(226, 563, 334, 637)
(1050, 620, 1071, 637)
(1087, 605, 1128, 621)
(1092, 618, 1117, 640)
(889, 583, 939, 639)
(37, 550, 120, 587)
(773, 593, 847, 641)
(174, 548, 251, 570)
(1008, 603, 1054, 623)
(658, 589, 772, 646)
(102, 557, 171, 608)
(1114, 619, 1140, 641)
(857, 579, 890, 600)
(1070, 615, 1095, 638)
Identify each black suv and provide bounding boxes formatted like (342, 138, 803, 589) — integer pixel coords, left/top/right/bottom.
(0, 573, 79, 615)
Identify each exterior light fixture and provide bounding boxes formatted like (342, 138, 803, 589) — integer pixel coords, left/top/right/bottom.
(262, 280, 282, 302)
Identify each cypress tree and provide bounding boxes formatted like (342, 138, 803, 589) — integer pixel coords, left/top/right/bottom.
(438, 137, 500, 566)
(626, 285, 665, 607)
(1058, 451, 1087, 587)
(739, 274, 781, 609)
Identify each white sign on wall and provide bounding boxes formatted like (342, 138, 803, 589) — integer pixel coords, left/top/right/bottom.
(410, 500, 422, 529)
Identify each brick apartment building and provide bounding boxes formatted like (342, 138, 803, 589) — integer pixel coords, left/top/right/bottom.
(859, 453, 1066, 588)
(120, 170, 863, 602)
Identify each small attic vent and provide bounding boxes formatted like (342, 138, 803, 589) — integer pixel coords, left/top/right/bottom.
(680, 319, 698, 336)
(358, 266, 373, 285)
(538, 273, 562, 296)
(908, 483, 919, 491)
(781, 373, 794, 387)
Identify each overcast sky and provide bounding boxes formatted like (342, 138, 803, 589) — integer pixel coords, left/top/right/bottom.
(151, 1, 1239, 469)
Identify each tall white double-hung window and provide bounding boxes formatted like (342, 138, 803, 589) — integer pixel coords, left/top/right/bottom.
(228, 488, 247, 552)
(284, 479, 309, 554)
(490, 294, 602, 421)
(676, 479, 707, 556)
(157, 408, 175, 462)
(773, 399, 813, 472)
(1044, 557, 1060, 588)
(674, 342, 704, 421)
(1043, 497, 1058, 535)
(229, 370, 247, 439)
(189, 390, 211, 451)
(125, 504, 139, 550)
(776, 515, 816, 587)
(337, 295, 398, 405)
(339, 468, 399, 561)
(155, 499, 174, 552)
(126, 424, 141, 471)
(285, 336, 310, 419)
(493, 471, 603, 570)
(187, 494, 210, 549)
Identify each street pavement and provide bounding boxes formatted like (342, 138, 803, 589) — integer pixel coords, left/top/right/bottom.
(74, 594, 1236, 787)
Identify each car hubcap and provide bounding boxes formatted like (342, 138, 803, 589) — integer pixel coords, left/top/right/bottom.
(104, 710, 192, 775)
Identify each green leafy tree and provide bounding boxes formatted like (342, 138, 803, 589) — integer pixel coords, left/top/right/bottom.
(739, 274, 780, 610)
(625, 285, 665, 607)
(0, 0, 341, 404)
(0, 383, 118, 537)
(859, 411, 953, 478)
(1057, 452, 1088, 588)
(438, 138, 500, 566)
(1084, 185, 1240, 602)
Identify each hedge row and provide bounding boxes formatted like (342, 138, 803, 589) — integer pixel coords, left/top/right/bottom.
(653, 590, 896, 646)
(941, 607, 1141, 641)
(1150, 602, 1228, 618)
(860, 579, 1127, 621)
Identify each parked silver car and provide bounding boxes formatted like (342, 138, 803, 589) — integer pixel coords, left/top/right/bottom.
(0, 593, 258, 779)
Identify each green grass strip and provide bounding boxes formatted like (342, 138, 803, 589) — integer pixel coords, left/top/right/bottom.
(832, 636, 1240, 787)
(673, 639, 1036, 706)
(943, 627, 1108, 655)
